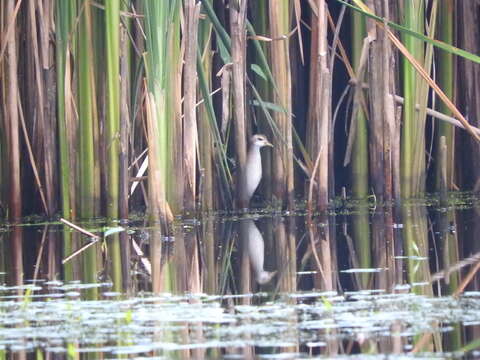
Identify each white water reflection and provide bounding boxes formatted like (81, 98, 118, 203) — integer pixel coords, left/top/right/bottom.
(243, 219, 277, 284)
(0, 284, 478, 357)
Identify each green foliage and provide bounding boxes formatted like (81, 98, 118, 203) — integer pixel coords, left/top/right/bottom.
(338, 0, 480, 64)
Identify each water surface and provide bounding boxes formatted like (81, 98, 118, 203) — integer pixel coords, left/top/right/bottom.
(1, 193, 480, 358)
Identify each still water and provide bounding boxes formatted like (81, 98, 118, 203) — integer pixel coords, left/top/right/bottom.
(1, 193, 480, 358)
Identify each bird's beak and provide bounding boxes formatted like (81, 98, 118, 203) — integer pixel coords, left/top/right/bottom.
(265, 140, 274, 147)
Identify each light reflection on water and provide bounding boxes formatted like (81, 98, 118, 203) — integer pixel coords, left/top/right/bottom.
(0, 285, 478, 358)
(0, 194, 480, 357)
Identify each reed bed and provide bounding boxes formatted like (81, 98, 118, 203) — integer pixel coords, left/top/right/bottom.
(1, 0, 480, 292)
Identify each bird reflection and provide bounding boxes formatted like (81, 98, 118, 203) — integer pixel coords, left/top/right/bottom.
(241, 219, 276, 285)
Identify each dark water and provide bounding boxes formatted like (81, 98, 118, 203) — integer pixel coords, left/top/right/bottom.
(1, 193, 480, 358)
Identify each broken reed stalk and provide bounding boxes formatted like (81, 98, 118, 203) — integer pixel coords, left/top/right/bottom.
(60, 217, 100, 264)
(393, 96, 480, 135)
(62, 239, 101, 264)
(0, 0, 21, 64)
(353, 0, 480, 143)
(60, 218, 100, 239)
(439, 136, 447, 205)
(17, 92, 48, 214)
(32, 226, 48, 283)
(430, 250, 480, 291)
(131, 239, 152, 275)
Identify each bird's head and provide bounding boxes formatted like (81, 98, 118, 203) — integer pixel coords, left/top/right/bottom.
(251, 134, 273, 148)
(256, 270, 277, 284)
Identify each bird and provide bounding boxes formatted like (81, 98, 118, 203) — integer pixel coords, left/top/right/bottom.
(244, 219, 276, 285)
(240, 134, 273, 205)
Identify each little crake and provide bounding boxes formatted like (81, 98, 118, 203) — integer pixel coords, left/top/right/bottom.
(240, 134, 273, 205)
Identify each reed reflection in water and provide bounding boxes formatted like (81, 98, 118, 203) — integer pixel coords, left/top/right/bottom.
(1, 198, 480, 357)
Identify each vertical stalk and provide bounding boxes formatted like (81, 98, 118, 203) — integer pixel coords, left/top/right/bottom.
(43, 1, 58, 218)
(27, 0, 57, 216)
(5, 0, 21, 221)
(144, 1, 181, 218)
(167, 3, 182, 212)
(401, 0, 424, 198)
(198, 22, 214, 213)
(144, 1, 176, 215)
(198, 21, 216, 292)
(435, 0, 454, 190)
(251, 1, 272, 202)
(105, 0, 122, 292)
(183, 0, 200, 212)
(105, 0, 120, 219)
(307, 0, 331, 211)
(306, 0, 333, 291)
(351, 12, 369, 200)
(78, 0, 98, 298)
(435, 6, 461, 350)
(119, 12, 131, 290)
(144, 0, 181, 290)
(350, 10, 371, 284)
(458, 1, 480, 190)
(230, 0, 248, 209)
(269, 0, 294, 208)
(78, 0, 97, 217)
(55, 0, 76, 280)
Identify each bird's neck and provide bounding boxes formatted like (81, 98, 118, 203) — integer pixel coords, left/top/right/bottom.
(247, 144, 261, 161)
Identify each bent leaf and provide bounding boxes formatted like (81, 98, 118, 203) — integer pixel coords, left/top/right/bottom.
(338, 0, 480, 65)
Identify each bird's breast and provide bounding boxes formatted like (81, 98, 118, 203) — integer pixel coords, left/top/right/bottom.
(245, 152, 262, 197)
